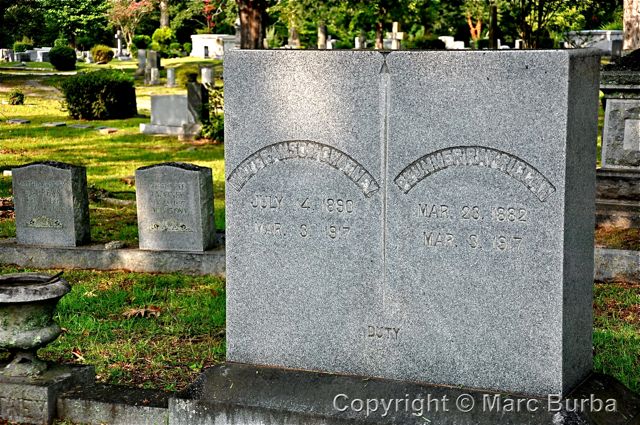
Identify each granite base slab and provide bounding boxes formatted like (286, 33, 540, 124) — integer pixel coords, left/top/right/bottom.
(169, 363, 640, 425)
(0, 364, 94, 425)
(596, 169, 640, 201)
(57, 383, 169, 425)
(0, 237, 225, 276)
(140, 123, 201, 138)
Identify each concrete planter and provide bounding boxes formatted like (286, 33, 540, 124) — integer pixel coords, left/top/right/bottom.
(0, 273, 70, 377)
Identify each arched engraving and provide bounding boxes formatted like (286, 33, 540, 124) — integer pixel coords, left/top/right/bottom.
(227, 140, 380, 197)
(394, 146, 556, 202)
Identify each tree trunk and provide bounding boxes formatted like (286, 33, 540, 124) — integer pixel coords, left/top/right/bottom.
(160, 0, 169, 28)
(489, 4, 498, 49)
(238, 0, 266, 49)
(375, 21, 383, 49)
(624, 0, 640, 50)
(317, 23, 327, 49)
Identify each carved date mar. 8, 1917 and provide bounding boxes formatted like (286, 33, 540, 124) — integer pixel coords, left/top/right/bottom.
(424, 231, 524, 252)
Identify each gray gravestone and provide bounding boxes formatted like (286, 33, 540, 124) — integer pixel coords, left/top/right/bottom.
(166, 68, 176, 87)
(12, 161, 90, 247)
(139, 95, 201, 138)
(225, 50, 385, 385)
(225, 50, 600, 396)
(187, 82, 208, 122)
(144, 50, 160, 84)
(136, 49, 146, 76)
(150, 67, 160, 85)
(601, 99, 640, 170)
(200, 67, 213, 86)
(385, 50, 599, 396)
(136, 163, 215, 252)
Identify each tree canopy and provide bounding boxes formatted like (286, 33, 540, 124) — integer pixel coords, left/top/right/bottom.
(0, 0, 621, 50)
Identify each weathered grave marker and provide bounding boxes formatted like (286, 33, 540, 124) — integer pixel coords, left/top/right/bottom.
(12, 161, 90, 247)
(166, 68, 176, 87)
(136, 162, 215, 251)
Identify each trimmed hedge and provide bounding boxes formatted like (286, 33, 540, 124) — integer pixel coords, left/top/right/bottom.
(60, 70, 137, 120)
(91, 44, 114, 64)
(133, 35, 151, 49)
(49, 46, 76, 71)
(13, 41, 33, 53)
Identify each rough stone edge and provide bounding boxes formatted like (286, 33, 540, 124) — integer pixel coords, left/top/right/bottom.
(0, 364, 95, 425)
(57, 383, 170, 425)
(167, 363, 639, 425)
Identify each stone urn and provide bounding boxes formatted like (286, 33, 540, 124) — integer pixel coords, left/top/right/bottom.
(0, 273, 70, 377)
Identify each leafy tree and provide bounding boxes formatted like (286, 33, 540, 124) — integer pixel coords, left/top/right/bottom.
(36, 0, 108, 46)
(505, 0, 591, 48)
(108, 0, 155, 52)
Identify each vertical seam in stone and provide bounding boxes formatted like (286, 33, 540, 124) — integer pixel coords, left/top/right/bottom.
(380, 54, 390, 307)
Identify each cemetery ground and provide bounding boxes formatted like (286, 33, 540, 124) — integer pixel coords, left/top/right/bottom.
(0, 58, 637, 400)
(0, 57, 225, 244)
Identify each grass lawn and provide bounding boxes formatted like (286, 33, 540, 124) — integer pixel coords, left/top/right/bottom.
(0, 265, 637, 395)
(0, 265, 226, 391)
(0, 58, 225, 245)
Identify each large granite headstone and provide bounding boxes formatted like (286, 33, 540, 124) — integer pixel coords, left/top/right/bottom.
(225, 50, 600, 396)
(385, 51, 599, 395)
(226, 50, 384, 383)
(139, 95, 201, 138)
(12, 161, 90, 247)
(135, 162, 215, 252)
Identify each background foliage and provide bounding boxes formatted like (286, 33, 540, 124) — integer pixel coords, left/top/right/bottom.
(0, 0, 622, 51)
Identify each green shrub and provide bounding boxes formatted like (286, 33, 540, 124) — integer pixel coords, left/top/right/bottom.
(60, 70, 137, 120)
(169, 42, 182, 57)
(133, 35, 151, 49)
(183, 42, 192, 55)
(404, 35, 446, 50)
(49, 46, 76, 71)
(176, 64, 199, 88)
(151, 27, 176, 57)
(91, 44, 114, 64)
(53, 38, 68, 48)
(8, 89, 25, 105)
(12, 41, 33, 53)
(201, 84, 223, 143)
